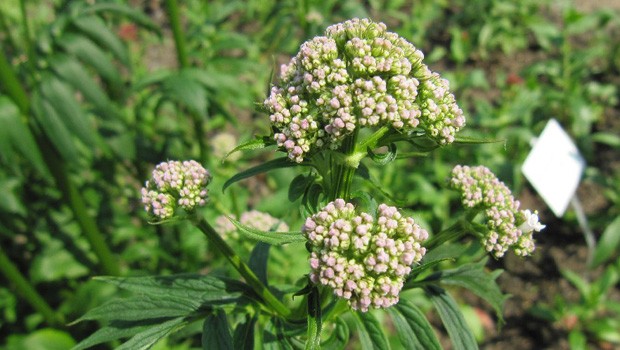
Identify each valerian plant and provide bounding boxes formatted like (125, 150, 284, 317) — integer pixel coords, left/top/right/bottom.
(73, 19, 545, 349)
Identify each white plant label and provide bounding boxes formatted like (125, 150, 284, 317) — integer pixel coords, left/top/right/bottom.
(522, 119, 585, 217)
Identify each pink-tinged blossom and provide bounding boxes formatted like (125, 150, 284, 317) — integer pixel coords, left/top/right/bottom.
(450, 165, 545, 258)
(264, 18, 466, 163)
(303, 199, 428, 312)
(141, 160, 211, 219)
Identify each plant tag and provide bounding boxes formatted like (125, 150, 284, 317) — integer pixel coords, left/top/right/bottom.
(522, 119, 585, 217)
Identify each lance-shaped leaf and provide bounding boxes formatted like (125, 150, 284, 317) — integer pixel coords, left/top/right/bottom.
(80, 2, 161, 34)
(426, 286, 479, 350)
(32, 93, 80, 164)
(162, 73, 208, 117)
(71, 15, 130, 66)
(353, 311, 391, 350)
(422, 258, 507, 322)
(590, 215, 620, 268)
(454, 135, 504, 144)
(223, 136, 275, 161)
(116, 317, 188, 350)
(59, 33, 122, 89)
(202, 310, 234, 350)
(305, 287, 322, 350)
(225, 216, 305, 245)
(387, 299, 441, 350)
(93, 273, 249, 303)
(322, 317, 349, 350)
(233, 314, 257, 350)
(249, 242, 271, 285)
(223, 157, 310, 192)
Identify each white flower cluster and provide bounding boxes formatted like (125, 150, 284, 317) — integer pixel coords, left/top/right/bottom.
(141, 160, 211, 219)
(451, 165, 545, 257)
(265, 18, 465, 162)
(303, 199, 428, 312)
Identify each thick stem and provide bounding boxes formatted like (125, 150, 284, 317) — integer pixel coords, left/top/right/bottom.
(0, 50, 120, 276)
(0, 245, 63, 327)
(333, 130, 358, 201)
(195, 218, 291, 318)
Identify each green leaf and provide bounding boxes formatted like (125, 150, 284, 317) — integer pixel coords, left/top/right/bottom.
(74, 295, 200, 323)
(249, 242, 271, 285)
(454, 135, 504, 144)
(387, 299, 441, 350)
(49, 55, 116, 117)
(202, 310, 234, 350)
(568, 330, 587, 350)
(71, 15, 130, 66)
(116, 317, 188, 350)
(426, 286, 479, 350)
(321, 317, 349, 350)
(32, 93, 80, 164)
(225, 216, 305, 245)
(39, 77, 96, 147)
(93, 274, 248, 303)
(424, 258, 507, 322)
(233, 314, 257, 350)
(353, 312, 391, 350)
(223, 136, 274, 161)
(71, 319, 156, 349)
(80, 3, 161, 34)
(590, 215, 620, 268)
(305, 287, 322, 350)
(223, 157, 307, 192)
(591, 132, 620, 148)
(162, 73, 208, 116)
(0, 97, 49, 178)
(289, 174, 312, 202)
(59, 33, 122, 89)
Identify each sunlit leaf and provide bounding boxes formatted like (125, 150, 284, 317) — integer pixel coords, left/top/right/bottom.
(387, 299, 441, 350)
(225, 216, 305, 245)
(426, 286, 478, 350)
(353, 311, 390, 350)
(590, 215, 620, 268)
(223, 157, 308, 192)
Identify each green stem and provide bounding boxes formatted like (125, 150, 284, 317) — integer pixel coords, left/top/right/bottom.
(0, 245, 63, 327)
(194, 218, 291, 318)
(333, 131, 358, 201)
(0, 50, 120, 276)
(425, 219, 468, 250)
(165, 0, 189, 69)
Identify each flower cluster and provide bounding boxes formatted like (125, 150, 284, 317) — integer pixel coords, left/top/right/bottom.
(215, 210, 289, 240)
(265, 18, 465, 162)
(303, 199, 428, 312)
(141, 160, 211, 219)
(450, 165, 545, 257)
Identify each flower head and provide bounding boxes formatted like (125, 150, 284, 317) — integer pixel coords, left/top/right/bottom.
(265, 18, 465, 162)
(141, 160, 211, 219)
(303, 199, 428, 312)
(450, 165, 544, 258)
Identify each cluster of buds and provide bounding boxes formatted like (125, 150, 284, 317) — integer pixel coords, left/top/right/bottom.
(265, 18, 465, 162)
(141, 160, 211, 220)
(215, 210, 289, 240)
(303, 199, 428, 312)
(450, 165, 545, 257)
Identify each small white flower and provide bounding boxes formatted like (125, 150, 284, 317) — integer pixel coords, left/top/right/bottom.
(519, 209, 546, 233)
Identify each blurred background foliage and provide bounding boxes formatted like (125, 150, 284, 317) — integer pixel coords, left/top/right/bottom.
(0, 0, 619, 348)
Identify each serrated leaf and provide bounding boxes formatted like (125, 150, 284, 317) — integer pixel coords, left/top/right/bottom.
(49, 55, 116, 117)
(80, 3, 161, 34)
(32, 93, 80, 164)
(223, 136, 274, 161)
(202, 310, 234, 350)
(162, 73, 208, 116)
(223, 157, 307, 192)
(387, 299, 441, 350)
(71, 320, 152, 350)
(94, 274, 248, 303)
(305, 287, 322, 350)
(233, 314, 257, 350)
(423, 258, 507, 322)
(74, 295, 200, 323)
(249, 242, 271, 285)
(353, 312, 390, 350)
(0, 97, 49, 178)
(71, 15, 130, 66)
(289, 174, 311, 202)
(322, 317, 349, 350)
(225, 216, 305, 245)
(59, 33, 122, 89)
(426, 286, 478, 350)
(590, 215, 620, 268)
(116, 317, 188, 350)
(39, 77, 96, 147)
